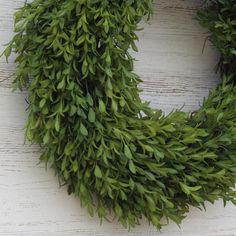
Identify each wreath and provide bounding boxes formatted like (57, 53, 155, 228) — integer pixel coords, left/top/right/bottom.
(2, 0, 236, 230)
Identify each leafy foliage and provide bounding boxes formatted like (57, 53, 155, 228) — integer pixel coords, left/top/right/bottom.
(197, 0, 236, 76)
(2, 0, 236, 230)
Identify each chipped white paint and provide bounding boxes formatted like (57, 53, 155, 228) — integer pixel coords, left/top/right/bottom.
(0, 0, 235, 235)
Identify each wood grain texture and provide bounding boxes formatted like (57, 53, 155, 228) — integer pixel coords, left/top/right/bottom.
(0, 0, 236, 235)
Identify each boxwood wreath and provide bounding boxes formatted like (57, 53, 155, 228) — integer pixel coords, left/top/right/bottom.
(2, 0, 236, 230)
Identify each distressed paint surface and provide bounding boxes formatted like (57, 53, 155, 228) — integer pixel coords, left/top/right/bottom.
(0, 1, 236, 235)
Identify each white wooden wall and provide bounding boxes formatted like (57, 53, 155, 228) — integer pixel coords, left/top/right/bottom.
(0, 0, 236, 235)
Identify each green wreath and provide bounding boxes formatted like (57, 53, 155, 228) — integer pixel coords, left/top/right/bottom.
(2, 0, 236, 230)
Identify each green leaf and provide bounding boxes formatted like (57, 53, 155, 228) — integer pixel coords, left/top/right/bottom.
(151, 214, 161, 227)
(57, 79, 65, 89)
(103, 19, 109, 33)
(124, 145, 133, 159)
(86, 93, 94, 106)
(129, 160, 136, 174)
(115, 203, 122, 217)
(162, 124, 175, 132)
(43, 131, 50, 144)
(39, 98, 46, 108)
(154, 149, 164, 159)
(180, 182, 191, 195)
(82, 59, 88, 75)
(160, 196, 174, 208)
(69, 105, 77, 116)
(76, 35, 85, 45)
(61, 157, 67, 171)
(129, 178, 135, 190)
(88, 108, 96, 123)
(72, 161, 78, 172)
(180, 182, 201, 195)
(80, 123, 88, 136)
(191, 193, 204, 203)
(98, 100, 106, 113)
(105, 53, 111, 65)
(87, 204, 94, 217)
(119, 97, 126, 107)
(131, 41, 139, 52)
(105, 68, 113, 77)
(146, 195, 156, 212)
(4, 45, 12, 62)
(111, 99, 118, 112)
(106, 78, 113, 90)
(26, 128, 33, 140)
(95, 165, 102, 178)
(64, 142, 74, 156)
(55, 115, 60, 132)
